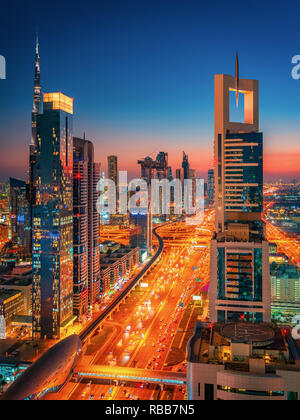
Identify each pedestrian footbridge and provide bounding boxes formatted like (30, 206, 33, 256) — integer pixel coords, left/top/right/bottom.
(74, 365, 186, 386)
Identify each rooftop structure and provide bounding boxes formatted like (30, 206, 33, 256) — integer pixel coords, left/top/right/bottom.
(187, 322, 300, 400)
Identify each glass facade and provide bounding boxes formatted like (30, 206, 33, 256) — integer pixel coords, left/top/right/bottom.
(32, 94, 74, 339)
(224, 132, 263, 216)
(73, 138, 100, 316)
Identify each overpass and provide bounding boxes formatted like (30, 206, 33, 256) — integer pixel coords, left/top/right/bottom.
(74, 365, 186, 386)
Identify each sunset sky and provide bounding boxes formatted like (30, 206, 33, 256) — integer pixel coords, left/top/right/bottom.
(0, 0, 299, 182)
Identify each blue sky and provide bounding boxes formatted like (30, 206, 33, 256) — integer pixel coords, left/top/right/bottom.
(0, 0, 299, 180)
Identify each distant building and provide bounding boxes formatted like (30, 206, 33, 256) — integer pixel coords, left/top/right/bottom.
(207, 169, 214, 206)
(73, 137, 101, 316)
(271, 263, 300, 318)
(0, 264, 32, 315)
(0, 290, 25, 335)
(182, 151, 190, 180)
(100, 242, 139, 293)
(129, 209, 152, 261)
(187, 322, 300, 400)
(107, 155, 118, 187)
(0, 182, 11, 245)
(8, 178, 31, 256)
(32, 92, 75, 340)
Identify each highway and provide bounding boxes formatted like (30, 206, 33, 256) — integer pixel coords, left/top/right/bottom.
(79, 223, 167, 342)
(50, 210, 214, 400)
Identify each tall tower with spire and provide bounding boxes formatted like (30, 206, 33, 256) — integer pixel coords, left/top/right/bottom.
(28, 33, 42, 256)
(209, 56, 271, 324)
(31, 33, 42, 145)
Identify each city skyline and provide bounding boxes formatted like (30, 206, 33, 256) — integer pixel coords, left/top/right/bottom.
(0, 0, 300, 182)
(0, 1, 300, 401)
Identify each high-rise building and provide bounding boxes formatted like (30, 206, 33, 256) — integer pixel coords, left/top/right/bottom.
(129, 209, 152, 262)
(28, 35, 42, 253)
(32, 92, 75, 339)
(8, 178, 31, 256)
(138, 153, 168, 184)
(209, 60, 271, 324)
(207, 169, 215, 206)
(182, 151, 190, 180)
(0, 182, 11, 248)
(73, 137, 101, 316)
(107, 155, 118, 187)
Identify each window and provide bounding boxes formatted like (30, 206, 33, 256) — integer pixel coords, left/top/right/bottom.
(205, 384, 214, 401)
(287, 392, 298, 401)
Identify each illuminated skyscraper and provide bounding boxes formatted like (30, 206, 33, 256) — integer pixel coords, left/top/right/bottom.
(209, 61, 271, 323)
(32, 92, 75, 339)
(129, 209, 152, 262)
(28, 35, 42, 252)
(8, 178, 31, 256)
(73, 137, 101, 316)
(182, 151, 190, 180)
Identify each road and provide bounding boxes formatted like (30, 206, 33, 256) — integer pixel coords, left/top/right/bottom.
(53, 210, 214, 401)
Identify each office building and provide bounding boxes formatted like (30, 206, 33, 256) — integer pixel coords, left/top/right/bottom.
(8, 178, 31, 256)
(32, 92, 75, 339)
(129, 208, 152, 261)
(182, 151, 190, 180)
(187, 321, 300, 400)
(100, 241, 139, 293)
(209, 59, 271, 323)
(0, 290, 25, 336)
(207, 169, 215, 206)
(107, 155, 118, 186)
(73, 137, 101, 316)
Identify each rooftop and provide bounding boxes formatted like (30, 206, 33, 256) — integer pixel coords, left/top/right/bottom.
(187, 322, 292, 371)
(0, 289, 22, 303)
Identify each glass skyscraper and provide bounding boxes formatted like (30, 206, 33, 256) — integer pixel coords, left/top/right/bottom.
(32, 92, 75, 339)
(73, 137, 101, 317)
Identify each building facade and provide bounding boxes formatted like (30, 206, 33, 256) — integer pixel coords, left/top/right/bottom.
(73, 137, 101, 316)
(207, 169, 215, 206)
(32, 92, 75, 339)
(107, 155, 118, 186)
(8, 178, 31, 256)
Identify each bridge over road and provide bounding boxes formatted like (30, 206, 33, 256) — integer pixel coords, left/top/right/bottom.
(74, 365, 186, 386)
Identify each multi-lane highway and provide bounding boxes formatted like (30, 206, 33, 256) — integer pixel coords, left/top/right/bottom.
(51, 210, 214, 401)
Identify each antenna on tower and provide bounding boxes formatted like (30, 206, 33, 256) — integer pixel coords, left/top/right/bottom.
(235, 52, 239, 107)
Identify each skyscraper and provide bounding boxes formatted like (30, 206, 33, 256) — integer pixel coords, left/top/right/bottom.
(182, 151, 190, 180)
(28, 35, 42, 252)
(73, 137, 101, 316)
(107, 155, 118, 187)
(207, 169, 215, 206)
(8, 178, 31, 256)
(209, 62, 271, 324)
(32, 92, 75, 339)
(129, 209, 152, 262)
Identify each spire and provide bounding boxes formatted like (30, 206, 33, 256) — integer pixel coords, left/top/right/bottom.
(36, 29, 39, 56)
(235, 52, 239, 107)
(31, 31, 42, 145)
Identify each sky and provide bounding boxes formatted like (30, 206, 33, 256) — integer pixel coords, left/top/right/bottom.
(0, 0, 299, 182)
